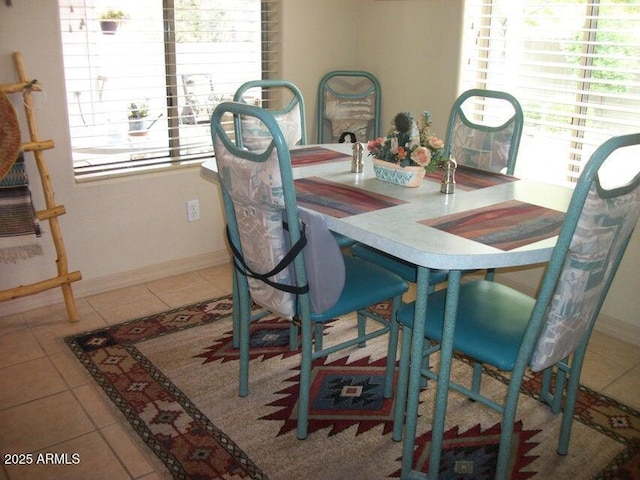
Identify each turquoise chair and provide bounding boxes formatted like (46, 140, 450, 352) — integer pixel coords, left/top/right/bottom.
(351, 88, 525, 290)
(233, 79, 307, 148)
(317, 70, 381, 144)
(211, 101, 408, 439)
(394, 133, 640, 480)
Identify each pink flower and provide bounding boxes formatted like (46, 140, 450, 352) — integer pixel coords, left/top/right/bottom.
(411, 146, 432, 166)
(428, 135, 444, 150)
(367, 138, 384, 152)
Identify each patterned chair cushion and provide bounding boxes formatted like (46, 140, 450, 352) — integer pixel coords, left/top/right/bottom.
(216, 136, 296, 317)
(530, 182, 640, 371)
(240, 104, 303, 151)
(323, 92, 375, 142)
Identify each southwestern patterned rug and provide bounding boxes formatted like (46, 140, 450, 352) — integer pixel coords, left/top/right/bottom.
(65, 295, 640, 479)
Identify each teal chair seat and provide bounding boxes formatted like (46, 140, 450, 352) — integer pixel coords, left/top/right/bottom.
(312, 255, 407, 322)
(397, 280, 534, 371)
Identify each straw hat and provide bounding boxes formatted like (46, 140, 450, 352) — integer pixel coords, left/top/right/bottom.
(0, 90, 22, 180)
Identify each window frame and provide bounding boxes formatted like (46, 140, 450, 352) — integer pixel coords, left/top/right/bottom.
(460, 0, 640, 187)
(58, 0, 280, 181)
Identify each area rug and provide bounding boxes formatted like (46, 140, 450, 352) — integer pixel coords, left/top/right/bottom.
(65, 295, 640, 479)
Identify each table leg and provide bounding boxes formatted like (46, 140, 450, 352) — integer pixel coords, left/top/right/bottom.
(427, 269, 461, 479)
(400, 266, 430, 477)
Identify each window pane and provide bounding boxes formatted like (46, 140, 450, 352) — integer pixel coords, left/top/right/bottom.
(462, 0, 640, 186)
(59, 0, 275, 179)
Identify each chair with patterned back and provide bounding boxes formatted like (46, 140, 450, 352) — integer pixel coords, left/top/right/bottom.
(233, 79, 307, 149)
(393, 133, 640, 480)
(211, 101, 408, 439)
(445, 88, 524, 175)
(351, 88, 525, 289)
(317, 70, 381, 144)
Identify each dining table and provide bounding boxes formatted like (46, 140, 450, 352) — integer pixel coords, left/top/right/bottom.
(200, 142, 573, 479)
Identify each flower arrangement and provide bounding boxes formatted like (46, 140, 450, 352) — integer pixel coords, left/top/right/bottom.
(367, 111, 445, 172)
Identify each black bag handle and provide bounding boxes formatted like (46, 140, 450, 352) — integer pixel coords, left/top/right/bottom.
(338, 131, 356, 143)
(226, 223, 309, 295)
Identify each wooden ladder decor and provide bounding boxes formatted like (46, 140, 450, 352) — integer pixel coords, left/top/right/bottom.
(0, 52, 82, 321)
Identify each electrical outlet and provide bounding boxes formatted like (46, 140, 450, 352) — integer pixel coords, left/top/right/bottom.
(187, 199, 200, 222)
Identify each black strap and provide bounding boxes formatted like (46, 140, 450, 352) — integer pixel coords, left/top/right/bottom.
(226, 223, 309, 295)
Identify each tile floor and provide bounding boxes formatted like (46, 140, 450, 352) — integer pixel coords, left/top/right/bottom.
(1, 263, 639, 479)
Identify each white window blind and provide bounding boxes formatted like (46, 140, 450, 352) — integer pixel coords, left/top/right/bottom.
(58, 0, 280, 180)
(461, 0, 640, 185)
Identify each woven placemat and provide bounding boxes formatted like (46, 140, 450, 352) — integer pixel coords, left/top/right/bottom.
(0, 90, 21, 181)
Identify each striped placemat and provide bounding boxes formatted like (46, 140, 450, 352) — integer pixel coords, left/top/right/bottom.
(295, 176, 406, 218)
(291, 146, 351, 167)
(419, 200, 565, 250)
(425, 165, 518, 191)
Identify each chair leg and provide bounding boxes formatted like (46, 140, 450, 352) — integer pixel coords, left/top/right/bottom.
(384, 296, 402, 398)
(289, 322, 298, 351)
(558, 351, 587, 455)
(232, 269, 240, 349)
(471, 361, 483, 395)
(393, 324, 412, 441)
(313, 322, 324, 351)
(237, 284, 251, 398)
(296, 315, 314, 440)
(358, 311, 367, 347)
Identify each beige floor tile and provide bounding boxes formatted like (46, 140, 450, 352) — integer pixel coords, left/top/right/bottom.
(155, 282, 226, 309)
(73, 384, 119, 429)
(0, 313, 27, 335)
(21, 299, 95, 328)
(588, 330, 640, 368)
(0, 357, 67, 410)
(0, 391, 94, 454)
(0, 328, 45, 369)
(4, 431, 130, 480)
(30, 311, 107, 356)
(97, 297, 171, 325)
(101, 423, 156, 479)
(581, 349, 630, 392)
(138, 473, 164, 480)
(196, 263, 233, 293)
(49, 351, 89, 389)
(86, 285, 158, 312)
(145, 271, 210, 296)
(603, 365, 640, 410)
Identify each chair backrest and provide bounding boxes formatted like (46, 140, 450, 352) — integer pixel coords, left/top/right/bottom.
(233, 79, 307, 149)
(444, 89, 524, 175)
(526, 133, 640, 372)
(316, 70, 381, 144)
(211, 101, 344, 318)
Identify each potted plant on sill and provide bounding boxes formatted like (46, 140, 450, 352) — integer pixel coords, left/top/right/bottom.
(99, 9, 127, 35)
(128, 101, 149, 136)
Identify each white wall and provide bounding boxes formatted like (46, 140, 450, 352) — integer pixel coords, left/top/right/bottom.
(1, 0, 638, 345)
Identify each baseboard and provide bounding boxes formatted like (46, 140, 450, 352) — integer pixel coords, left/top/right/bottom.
(0, 250, 230, 317)
(496, 275, 640, 347)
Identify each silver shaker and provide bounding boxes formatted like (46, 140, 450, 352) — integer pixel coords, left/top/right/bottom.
(440, 155, 457, 194)
(351, 142, 364, 173)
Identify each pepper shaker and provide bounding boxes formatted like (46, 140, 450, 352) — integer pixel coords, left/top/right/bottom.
(440, 155, 457, 194)
(351, 142, 364, 173)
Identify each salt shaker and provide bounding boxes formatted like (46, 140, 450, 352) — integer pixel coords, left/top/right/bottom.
(440, 155, 457, 194)
(351, 142, 364, 173)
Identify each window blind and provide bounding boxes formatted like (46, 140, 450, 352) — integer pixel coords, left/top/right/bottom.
(58, 0, 280, 180)
(461, 0, 640, 185)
